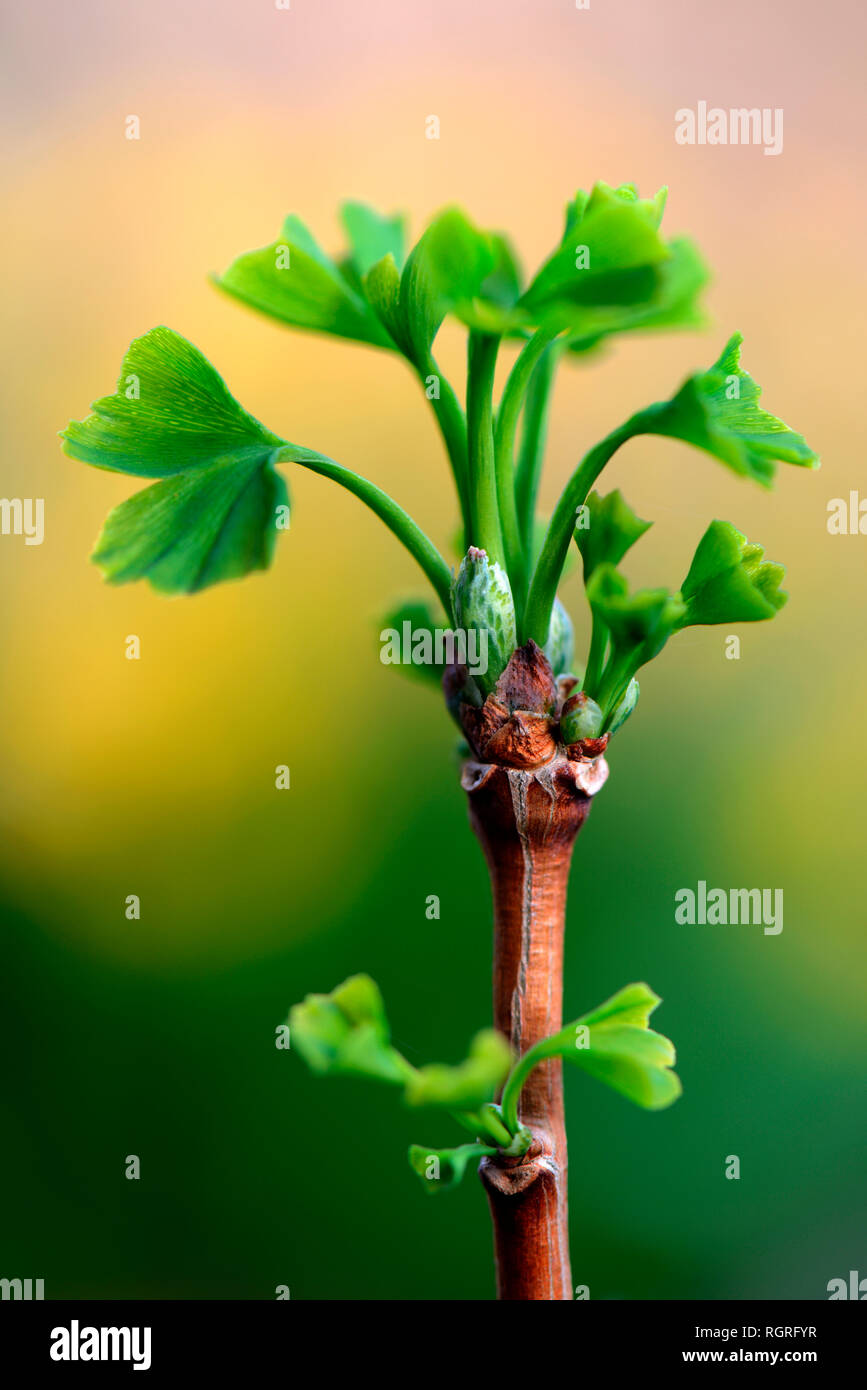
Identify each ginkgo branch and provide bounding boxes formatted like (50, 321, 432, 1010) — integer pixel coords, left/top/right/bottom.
(467, 331, 505, 567)
(523, 416, 644, 644)
(494, 323, 564, 608)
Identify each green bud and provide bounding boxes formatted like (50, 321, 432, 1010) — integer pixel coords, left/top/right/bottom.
(543, 597, 575, 678)
(608, 678, 639, 734)
(452, 547, 517, 695)
(560, 690, 603, 744)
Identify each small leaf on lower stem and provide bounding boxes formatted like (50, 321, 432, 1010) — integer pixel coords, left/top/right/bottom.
(289, 974, 407, 1085)
(407, 1142, 497, 1195)
(560, 982, 681, 1109)
(404, 1029, 512, 1110)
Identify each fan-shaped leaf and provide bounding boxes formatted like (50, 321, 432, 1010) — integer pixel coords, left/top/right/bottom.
(60, 327, 312, 593)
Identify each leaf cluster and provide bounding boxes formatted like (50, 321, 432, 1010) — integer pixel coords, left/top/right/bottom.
(62, 188, 817, 739)
(291, 976, 679, 1195)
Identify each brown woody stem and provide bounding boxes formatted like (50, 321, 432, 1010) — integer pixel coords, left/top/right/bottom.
(462, 753, 607, 1300)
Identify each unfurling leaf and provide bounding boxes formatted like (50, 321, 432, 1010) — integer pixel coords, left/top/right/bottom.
(585, 567, 684, 723)
(586, 565, 684, 660)
(404, 1029, 512, 1110)
(565, 237, 708, 354)
(478, 233, 524, 311)
(523, 182, 670, 314)
(521, 182, 708, 350)
(365, 207, 496, 362)
(584, 518, 787, 723)
(289, 976, 518, 1169)
(340, 201, 406, 279)
(214, 214, 396, 349)
(553, 982, 681, 1109)
(60, 327, 318, 594)
(407, 1142, 497, 1196)
(608, 677, 639, 733)
(677, 520, 787, 626)
(647, 333, 820, 486)
(289, 974, 408, 1085)
(575, 488, 652, 580)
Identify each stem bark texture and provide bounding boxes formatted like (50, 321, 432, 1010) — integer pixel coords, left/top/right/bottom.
(463, 752, 607, 1299)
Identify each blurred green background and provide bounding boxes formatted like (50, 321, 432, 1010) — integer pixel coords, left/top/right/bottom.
(2, 0, 865, 1299)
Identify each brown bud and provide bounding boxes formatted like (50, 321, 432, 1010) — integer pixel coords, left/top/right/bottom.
(565, 732, 610, 761)
(493, 640, 558, 715)
(483, 711, 558, 769)
(459, 696, 510, 759)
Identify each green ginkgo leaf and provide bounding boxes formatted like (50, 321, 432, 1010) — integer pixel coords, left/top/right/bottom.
(566, 236, 708, 353)
(546, 983, 681, 1110)
(584, 567, 685, 721)
(444, 231, 528, 337)
(404, 1029, 512, 1110)
(89, 461, 289, 595)
(677, 520, 787, 626)
(289, 974, 408, 1085)
(365, 207, 496, 362)
(340, 201, 406, 279)
(407, 1142, 497, 1196)
(289, 975, 525, 1171)
(214, 214, 395, 349)
(647, 333, 820, 486)
(586, 565, 684, 655)
(575, 488, 652, 580)
(521, 182, 670, 315)
(479, 232, 523, 310)
(517, 183, 708, 351)
(60, 327, 328, 593)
